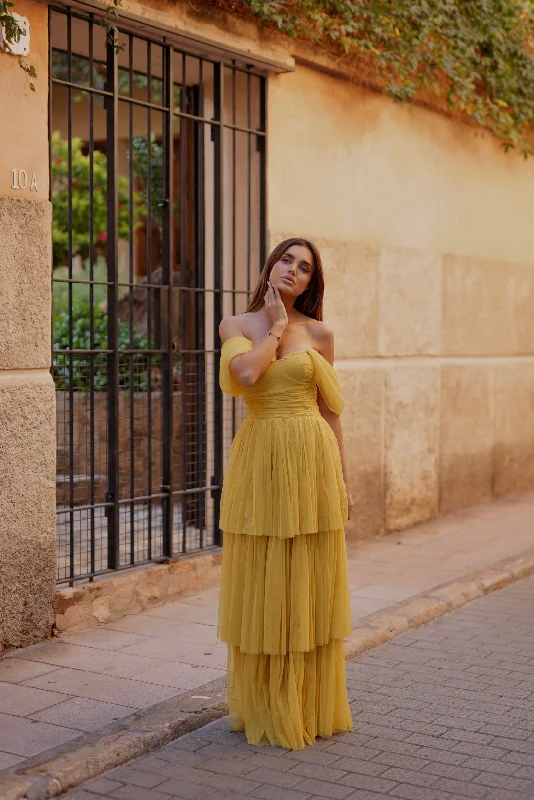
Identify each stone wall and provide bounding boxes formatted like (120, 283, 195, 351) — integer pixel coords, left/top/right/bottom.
(268, 65, 534, 539)
(268, 233, 534, 539)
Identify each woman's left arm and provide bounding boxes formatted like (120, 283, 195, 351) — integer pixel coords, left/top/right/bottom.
(316, 327, 354, 520)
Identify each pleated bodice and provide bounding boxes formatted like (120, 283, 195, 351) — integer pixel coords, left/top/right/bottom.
(219, 337, 348, 538)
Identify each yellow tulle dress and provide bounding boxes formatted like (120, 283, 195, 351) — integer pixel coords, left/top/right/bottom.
(218, 336, 353, 750)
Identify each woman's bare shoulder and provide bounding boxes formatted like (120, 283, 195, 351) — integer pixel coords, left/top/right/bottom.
(219, 313, 254, 343)
(305, 318, 333, 342)
(306, 319, 334, 361)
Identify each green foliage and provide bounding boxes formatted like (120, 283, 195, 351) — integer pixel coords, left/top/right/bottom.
(53, 297, 154, 393)
(222, 0, 534, 156)
(130, 133, 165, 227)
(52, 258, 109, 324)
(0, 0, 37, 90)
(51, 131, 144, 268)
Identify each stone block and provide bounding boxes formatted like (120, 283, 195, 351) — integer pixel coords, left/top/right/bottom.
(502, 550, 534, 581)
(367, 614, 411, 635)
(473, 568, 513, 594)
(345, 627, 392, 660)
(440, 364, 494, 514)
(396, 597, 449, 626)
(135, 570, 169, 609)
(384, 366, 440, 531)
(338, 365, 384, 538)
(494, 364, 534, 496)
(379, 247, 442, 356)
(54, 604, 92, 635)
(0, 197, 52, 369)
(0, 778, 33, 800)
(92, 597, 112, 624)
(427, 581, 483, 609)
(0, 374, 56, 649)
(320, 240, 380, 358)
(442, 254, 534, 356)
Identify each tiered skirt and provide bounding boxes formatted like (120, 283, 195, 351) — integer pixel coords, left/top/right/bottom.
(218, 416, 353, 750)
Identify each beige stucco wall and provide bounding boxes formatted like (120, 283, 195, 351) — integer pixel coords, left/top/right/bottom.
(268, 66, 534, 538)
(0, 0, 56, 649)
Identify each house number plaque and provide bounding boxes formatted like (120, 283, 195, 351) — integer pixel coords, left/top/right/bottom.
(11, 169, 38, 191)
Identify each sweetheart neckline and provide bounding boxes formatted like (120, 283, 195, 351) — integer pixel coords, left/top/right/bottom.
(274, 348, 315, 362)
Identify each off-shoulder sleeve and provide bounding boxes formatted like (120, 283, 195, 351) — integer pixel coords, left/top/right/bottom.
(307, 349, 345, 415)
(220, 336, 253, 396)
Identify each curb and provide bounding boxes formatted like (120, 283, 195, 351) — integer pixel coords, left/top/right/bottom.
(3, 546, 534, 800)
(344, 547, 534, 659)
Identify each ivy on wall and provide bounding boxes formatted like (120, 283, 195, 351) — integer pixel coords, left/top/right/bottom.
(0, 0, 36, 88)
(216, 0, 534, 157)
(2, 0, 534, 154)
(0, 0, 122, 91)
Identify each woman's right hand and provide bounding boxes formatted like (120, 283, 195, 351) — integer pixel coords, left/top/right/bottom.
(264, 282, 288, 332)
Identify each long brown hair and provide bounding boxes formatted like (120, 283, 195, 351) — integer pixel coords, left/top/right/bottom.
(246, 238, 325, 321)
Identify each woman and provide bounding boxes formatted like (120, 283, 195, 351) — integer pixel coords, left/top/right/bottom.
(218, 237, 354, 750)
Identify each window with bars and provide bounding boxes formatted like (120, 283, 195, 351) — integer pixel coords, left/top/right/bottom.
(50, 6, 267, 584)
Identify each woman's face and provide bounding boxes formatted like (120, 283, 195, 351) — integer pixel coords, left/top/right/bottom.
(268, 244, 314, 299)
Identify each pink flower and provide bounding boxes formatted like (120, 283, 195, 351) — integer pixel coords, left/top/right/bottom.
(98, 231, 107, 242)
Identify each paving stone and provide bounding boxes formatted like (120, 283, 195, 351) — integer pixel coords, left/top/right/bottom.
(109, 787, 172, 800)
(482, 790, 534, 800)
(244, 767, 304, 788)
(427, 777, 490, 798)
(472, 771, 534, 792)
(250, 786, 311, 800)
(287, 761, 348, 782)
(378, 767, 437, 788)
(459, 756, 519, 776)
(291, 777, 353, 799)
(106, 767, 168, 789)
(388, 784, 474, 800)
(284, 747, 342, 765)
(336, 771, 399, 794)
(420, 761, 482, 781)
(84, 777, 124, 795)
(145, 778, 217, 799)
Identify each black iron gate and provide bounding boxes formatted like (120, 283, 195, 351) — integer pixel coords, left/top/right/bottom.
(50, 7, 266, 584)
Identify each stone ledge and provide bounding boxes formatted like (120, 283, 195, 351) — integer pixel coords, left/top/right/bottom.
(53, 551, 222, 636)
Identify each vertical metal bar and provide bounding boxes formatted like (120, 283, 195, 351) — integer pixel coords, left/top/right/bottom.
(231, 66, 236, 437)
(67, 12, 75, 582)
(212, 61, 224, 548)
(146, 41, 153, 561)
(161, 43, 173, 559)
(88, 18, 96, 578)
(259, 76, 267, 266)
(128, 34, 135, 565)
(48, 7, 57, 579)
(180, 53, 188, 552)
(194, 75, 206, 547)
(106, 36, 120, 571)
(246, 69, 252, 299)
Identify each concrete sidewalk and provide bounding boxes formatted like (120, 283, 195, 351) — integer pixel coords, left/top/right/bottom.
(0, 491, 533, 789)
